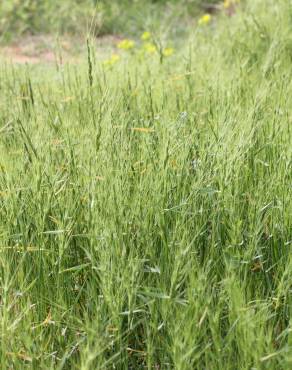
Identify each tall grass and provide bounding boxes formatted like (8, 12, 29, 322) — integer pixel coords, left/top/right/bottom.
(0, 0, 291, 368)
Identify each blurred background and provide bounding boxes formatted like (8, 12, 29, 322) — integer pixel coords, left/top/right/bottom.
(0, 0, 221, 42)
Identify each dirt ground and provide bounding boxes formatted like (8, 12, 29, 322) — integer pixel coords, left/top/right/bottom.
(0, 35, 120, 64)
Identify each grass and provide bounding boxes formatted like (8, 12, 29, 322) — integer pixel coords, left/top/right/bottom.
(0, 0, 292, 368)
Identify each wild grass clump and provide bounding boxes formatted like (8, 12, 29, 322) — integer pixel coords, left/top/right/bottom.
(0, 0, 291, 368)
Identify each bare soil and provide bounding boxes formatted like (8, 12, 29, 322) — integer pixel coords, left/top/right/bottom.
(0, 34, 120, 64)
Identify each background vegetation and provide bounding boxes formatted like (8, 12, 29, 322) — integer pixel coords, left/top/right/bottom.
(0, 0, 291, 369)
(0, 0, 220, 42)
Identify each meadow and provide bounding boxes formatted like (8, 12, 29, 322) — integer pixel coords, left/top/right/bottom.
(0, 0, 291, 368)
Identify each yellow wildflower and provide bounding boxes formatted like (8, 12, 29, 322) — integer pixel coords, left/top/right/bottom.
(117, 39, 135, 50)
(141, 31, 151, 41)
(162, 47, 174, 57)
(103, 54, 120, 67)
(110, 54, 120, 63)
(144, 42, 157, 54)
(198, 14, 211, 26)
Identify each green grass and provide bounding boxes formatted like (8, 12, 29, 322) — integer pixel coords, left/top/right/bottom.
(0, 0, 292, 368)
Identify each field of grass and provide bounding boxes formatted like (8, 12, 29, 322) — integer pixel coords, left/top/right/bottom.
(0, 0, 292, 368)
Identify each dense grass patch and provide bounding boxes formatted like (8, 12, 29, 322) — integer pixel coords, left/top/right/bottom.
(0, 0, 291, 368)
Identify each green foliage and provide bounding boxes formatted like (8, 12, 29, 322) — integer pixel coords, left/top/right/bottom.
(0, 0, 94, 40)
(0, 0, 219, 41)
(0, 0, 292, 368)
